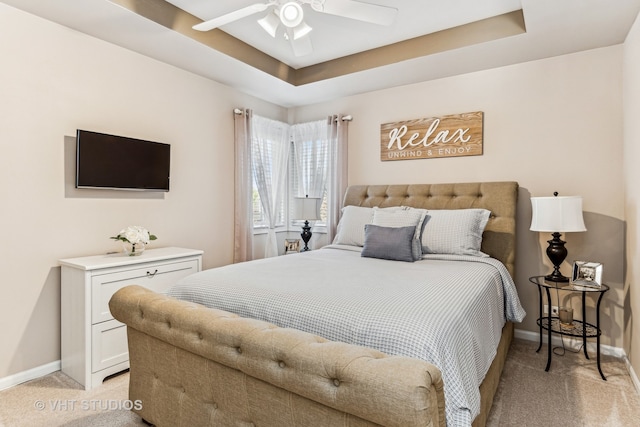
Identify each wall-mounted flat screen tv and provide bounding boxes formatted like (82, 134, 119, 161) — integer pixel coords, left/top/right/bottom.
(76, 130, 170, 191)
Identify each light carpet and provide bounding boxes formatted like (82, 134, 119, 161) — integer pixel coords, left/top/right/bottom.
(0, 369, 144, 427)
(1, 339, 638, 426)
(487, 339, 640, 426)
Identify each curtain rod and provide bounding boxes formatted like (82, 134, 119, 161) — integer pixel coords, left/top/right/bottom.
(234, 109, 352, 121)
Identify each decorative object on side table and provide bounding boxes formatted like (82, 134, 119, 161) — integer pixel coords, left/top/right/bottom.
(571, 261, 603, 288)
(110, 225, 157, 256)
(530, 192, 586, 282)
(285, 239, 300, 254)
(293, 195, 321, 252)
(558, 306, 574, 327)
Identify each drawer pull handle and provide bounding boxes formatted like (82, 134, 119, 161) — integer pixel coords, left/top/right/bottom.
(147, 269, 158, 278)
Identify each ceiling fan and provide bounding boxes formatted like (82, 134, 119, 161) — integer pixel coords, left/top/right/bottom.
(192, 0, 398, 57)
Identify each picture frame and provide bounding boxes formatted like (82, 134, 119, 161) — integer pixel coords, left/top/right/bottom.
(285, 239, 300, 254)
(571, 261, 603, 288)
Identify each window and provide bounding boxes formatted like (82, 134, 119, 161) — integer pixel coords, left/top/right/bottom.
(251, 143, 286, 228)
(251, 118, 328, 231)
(290, 137, 328, 225)
(290, 120, 328, 228)
(250, 116, 290, 231)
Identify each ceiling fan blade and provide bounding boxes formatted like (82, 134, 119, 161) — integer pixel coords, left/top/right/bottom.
(312, 0, 398, 26)
(193, 3, 270, 31)
(287, 29, 313, 57)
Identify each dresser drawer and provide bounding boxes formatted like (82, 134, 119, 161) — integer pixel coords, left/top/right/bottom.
(91, 319, 128, 373)
(92, 259, 199, 324)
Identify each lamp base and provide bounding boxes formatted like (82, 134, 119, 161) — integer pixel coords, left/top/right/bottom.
(545, 232, 570, 282)
(545, 271, 570, 283)
(300, 220, 312, 252)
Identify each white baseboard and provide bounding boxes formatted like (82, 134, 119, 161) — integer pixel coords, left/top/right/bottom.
(515, 328, 640, 394)
(0, 360, 60, 391)
(514, 328, 625, 357)
(626, 358, 640, 395)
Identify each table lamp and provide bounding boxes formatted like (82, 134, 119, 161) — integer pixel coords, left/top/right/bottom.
(530, 192, 586, 282)
(293, 195, 321, 251)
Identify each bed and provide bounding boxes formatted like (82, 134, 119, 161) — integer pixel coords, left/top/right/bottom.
(109, 181, 524, 427)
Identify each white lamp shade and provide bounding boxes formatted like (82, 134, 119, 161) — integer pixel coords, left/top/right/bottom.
(293, 196, 321, 221)
(530, 196, 586, 232)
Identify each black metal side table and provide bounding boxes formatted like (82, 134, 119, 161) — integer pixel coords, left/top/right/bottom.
(529, 275, 609, 380)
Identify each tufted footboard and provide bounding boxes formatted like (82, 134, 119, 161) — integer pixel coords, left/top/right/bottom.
(109, 285, 446, 427)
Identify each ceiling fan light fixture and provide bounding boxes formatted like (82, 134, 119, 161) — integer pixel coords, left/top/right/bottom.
(257, 11, 280, 37)
(292, 21, 312, 40)
(280, 2, 304, 28)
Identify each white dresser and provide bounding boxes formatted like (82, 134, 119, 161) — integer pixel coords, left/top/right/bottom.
(59, 247, 203, 390)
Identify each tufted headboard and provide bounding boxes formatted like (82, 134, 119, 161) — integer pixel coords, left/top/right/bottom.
(342, 182, 518, 278)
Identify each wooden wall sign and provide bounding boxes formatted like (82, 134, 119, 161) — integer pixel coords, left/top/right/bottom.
(381, 111, 484, 161)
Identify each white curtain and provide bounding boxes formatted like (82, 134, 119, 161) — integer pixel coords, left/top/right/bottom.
(251, 114, 290, 258)
(291, 120, 328, 199)
(326, 115, 350, 243)
(234, 110, 348, 260)
(233, 109, 254, 263)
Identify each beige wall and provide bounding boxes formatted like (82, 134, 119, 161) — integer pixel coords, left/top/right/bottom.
(623, 12, 640, 381)
(293, 46, 626, 348)
(0, 5, 286, 378)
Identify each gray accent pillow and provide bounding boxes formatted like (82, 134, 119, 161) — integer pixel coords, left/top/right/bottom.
(361, 224, 416, 262)
(421, 209, 491, 257)
(372, 207, 428, 260)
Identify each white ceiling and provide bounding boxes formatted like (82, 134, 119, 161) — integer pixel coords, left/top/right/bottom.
(166, 0, 524, 68)
(3, 0, 640, 107)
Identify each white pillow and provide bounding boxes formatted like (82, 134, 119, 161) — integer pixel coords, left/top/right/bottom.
(332, 206, 412, 247)
(372, 207, 428, 260)
(332, 206, 374, 247)
(421, 209, 491, 257)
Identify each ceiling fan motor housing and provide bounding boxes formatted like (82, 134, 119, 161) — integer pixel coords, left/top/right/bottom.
(280, 2, 304, 28)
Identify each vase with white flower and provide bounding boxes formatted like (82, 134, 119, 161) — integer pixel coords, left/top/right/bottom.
(110, 226, 157, 256)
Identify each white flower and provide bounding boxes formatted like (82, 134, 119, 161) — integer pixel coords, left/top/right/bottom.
(111, 225, 157, 245)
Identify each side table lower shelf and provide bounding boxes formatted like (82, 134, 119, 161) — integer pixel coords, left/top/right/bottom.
(537, 317, 600, 338)
(536, 314, 606, 380)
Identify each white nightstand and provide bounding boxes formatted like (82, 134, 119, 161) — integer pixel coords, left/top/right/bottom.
(59, 247, 203, 389)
